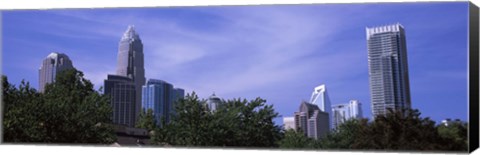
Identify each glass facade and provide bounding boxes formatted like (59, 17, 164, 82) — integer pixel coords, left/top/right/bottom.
(141, 79, 184, 127)
(104, 75, 136, 127)
(366, 23, 411, 117)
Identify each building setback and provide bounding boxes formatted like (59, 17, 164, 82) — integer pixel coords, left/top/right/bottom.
(104, 75, 136, 127)
(294, 101, 329, 140)
(332, 100, 363, 129)
(141, 79, 184, 126)
(38, 52, 74, 92)
(116, 25, 146, 123)
(366, 23, 411, 117)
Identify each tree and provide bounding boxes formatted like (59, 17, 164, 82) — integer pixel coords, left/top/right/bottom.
(150, 92, 283, 147)
(2, 69, 116, 144)
(319, 118, 369, 150)
(278, 129, 316, 149)
(225, 97, 283, 147)
(2, 76, 45, 142)
(437, 121, 468, 151)
(136, 108, 157, 132)
(153, 92, 212, 146)
(351, 108, 452, 151)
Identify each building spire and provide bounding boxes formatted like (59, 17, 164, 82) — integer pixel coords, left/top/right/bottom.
(122, 25, 140, 41)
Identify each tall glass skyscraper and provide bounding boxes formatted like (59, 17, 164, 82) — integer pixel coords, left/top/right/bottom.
(141, 79, 184, 126)
(104, 75, 136, 127)
(309, 84, 332, 129)
(366, 23, 411, 117)
(38, 52, 74, 92)
(332, 100, 363, 129)
(116, 25, 146, 122)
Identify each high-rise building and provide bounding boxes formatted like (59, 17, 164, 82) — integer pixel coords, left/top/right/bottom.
(309, 84, 332, 129)
(38, 52, 74, 92)
(206, 93, 222, 112)
(283, 117, 296, 130)
(294, 101, 329, 140)
(332, 100, 363, 129)
(104, 75, 136, 127)
(116, 25, 146, 123)
(366, 23, 411, 117)
(141, 79, 184, 126)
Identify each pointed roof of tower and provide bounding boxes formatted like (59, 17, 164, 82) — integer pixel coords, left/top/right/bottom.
(121, 25, 140, 40)
(209, 92, 220, 100)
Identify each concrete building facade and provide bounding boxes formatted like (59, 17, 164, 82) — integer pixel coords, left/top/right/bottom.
(38, 52, 74, 92)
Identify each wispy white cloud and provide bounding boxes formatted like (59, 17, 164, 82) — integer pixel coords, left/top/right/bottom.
(4, 3, 469, 122)
(35, 6, 359, 99)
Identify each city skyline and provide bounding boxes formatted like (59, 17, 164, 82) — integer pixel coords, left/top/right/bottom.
(2, 2, 469, 124)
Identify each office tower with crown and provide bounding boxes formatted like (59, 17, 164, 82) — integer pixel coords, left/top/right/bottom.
(38, 52, 74, 92)
(116, 25, 146, 123)
(309, 84, 332, 129)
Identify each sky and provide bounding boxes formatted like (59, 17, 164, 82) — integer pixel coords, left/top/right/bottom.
(1, 2, 470, 125)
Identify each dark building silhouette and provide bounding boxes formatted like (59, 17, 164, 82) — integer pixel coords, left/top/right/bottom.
(104, 75, 136, 127)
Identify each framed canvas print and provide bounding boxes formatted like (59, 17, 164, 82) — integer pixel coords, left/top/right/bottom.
(1, 0, 479, 154)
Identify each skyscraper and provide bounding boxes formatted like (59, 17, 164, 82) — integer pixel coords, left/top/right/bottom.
(116, 25, 146, 122)
(294, 101, 329, 140)
(309, 84, 332, 129)
(38, 52, 74, 92)
(104, 75, 136, 127)
(332, 100, 363, 129)
(366, 23, 411, 117)
(141, 79, 184, 126)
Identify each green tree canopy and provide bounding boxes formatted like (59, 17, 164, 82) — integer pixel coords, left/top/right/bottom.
(281, 108, 467, 152)
(437, 120, 468, 151)
(278, 129, 317, 149)
(351, 108, 445, 150)
(2, 69, 116, 144)
(152, 92, 282, 147)
(319, 118, 369, 150)
(136, 108, 157, 132)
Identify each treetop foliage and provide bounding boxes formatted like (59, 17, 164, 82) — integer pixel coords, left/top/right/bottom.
(2, 69, 116, 144)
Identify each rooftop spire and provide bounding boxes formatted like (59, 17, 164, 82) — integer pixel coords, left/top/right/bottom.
(121, 25, 140, 40)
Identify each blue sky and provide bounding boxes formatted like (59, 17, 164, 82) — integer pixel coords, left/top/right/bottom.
(2, 2, 470, 125)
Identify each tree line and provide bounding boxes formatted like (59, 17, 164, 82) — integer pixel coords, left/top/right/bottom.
(2, 69, 115, 144)
(2, 69, 468, 151)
